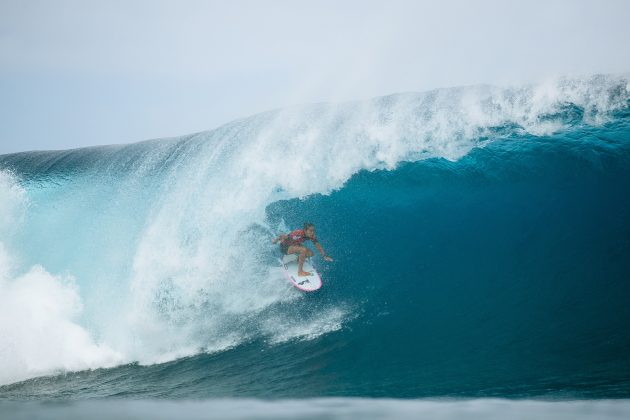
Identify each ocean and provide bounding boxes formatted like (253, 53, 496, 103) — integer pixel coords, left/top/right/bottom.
(1, 75, 629, 418)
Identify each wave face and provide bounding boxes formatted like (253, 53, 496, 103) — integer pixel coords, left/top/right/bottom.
(1, 75, 629, 399)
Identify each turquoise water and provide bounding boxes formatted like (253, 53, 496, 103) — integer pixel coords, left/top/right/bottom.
(1, 77, 629, 417)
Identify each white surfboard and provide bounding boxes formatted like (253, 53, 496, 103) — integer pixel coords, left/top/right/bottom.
(279, 254, 323, 292)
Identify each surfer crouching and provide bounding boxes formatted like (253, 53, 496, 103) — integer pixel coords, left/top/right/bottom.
(272, 222, 333, 276)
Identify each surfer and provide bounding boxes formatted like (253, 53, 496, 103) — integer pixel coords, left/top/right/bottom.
(272, 223, 333, 276)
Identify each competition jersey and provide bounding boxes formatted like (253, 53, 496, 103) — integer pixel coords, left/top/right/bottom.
(283, 229, 319, 247)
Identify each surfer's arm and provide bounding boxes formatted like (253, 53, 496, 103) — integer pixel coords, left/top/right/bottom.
(272, 234, 287, 244)
(313, 241, 333, 261)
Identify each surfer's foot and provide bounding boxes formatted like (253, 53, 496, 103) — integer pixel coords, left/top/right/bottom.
(298, 270, 312, 277)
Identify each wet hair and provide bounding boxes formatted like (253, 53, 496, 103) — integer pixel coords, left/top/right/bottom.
(303, 222, 315, 231)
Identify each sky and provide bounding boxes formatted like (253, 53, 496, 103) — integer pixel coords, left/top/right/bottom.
(1, 0, 629, 153)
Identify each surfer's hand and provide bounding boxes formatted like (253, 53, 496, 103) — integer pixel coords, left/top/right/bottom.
(324, 255, 333, 262)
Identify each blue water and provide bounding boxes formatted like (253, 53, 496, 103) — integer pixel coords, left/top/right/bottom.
(1, 77, 629, 417)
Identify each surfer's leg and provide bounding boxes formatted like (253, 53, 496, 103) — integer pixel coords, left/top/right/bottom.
(286, 245, 302, 255)
(287, 246, 312, 276)
(298, 248, 314, 276)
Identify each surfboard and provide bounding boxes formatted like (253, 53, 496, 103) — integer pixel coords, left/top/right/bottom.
(279, 254, 323, 292)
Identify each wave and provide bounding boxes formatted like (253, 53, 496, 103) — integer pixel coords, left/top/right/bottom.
(0, 74, 629, 394)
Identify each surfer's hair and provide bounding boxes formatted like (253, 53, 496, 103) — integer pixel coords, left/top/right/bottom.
(303, 222, 315, 231)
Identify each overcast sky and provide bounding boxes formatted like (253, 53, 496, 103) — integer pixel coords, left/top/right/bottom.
(1, 0, 629, 153)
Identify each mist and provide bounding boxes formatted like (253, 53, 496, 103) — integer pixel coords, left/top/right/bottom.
(1, 0, 629, 153)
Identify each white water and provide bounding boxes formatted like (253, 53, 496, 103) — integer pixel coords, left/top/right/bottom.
(0, 172, 122, 385)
